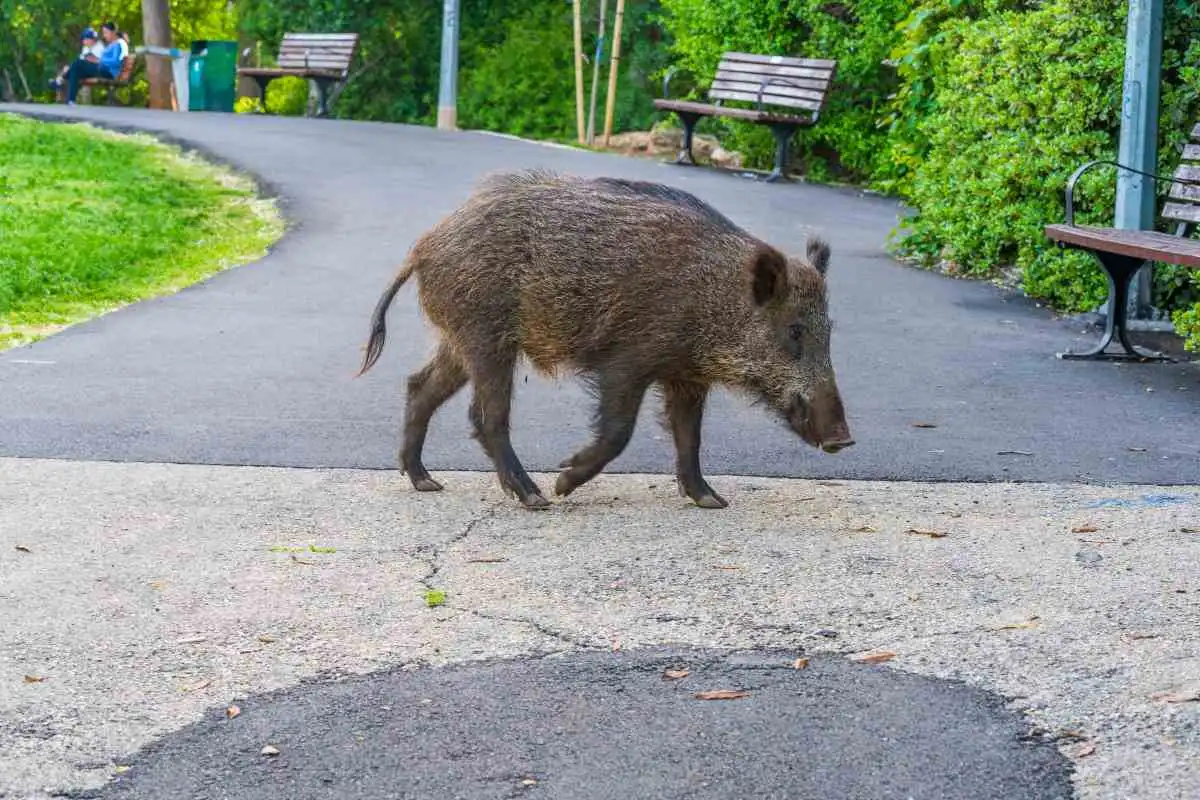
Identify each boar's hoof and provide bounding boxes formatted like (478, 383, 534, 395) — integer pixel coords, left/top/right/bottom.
(692, 492, 729, 510)
(521, 493, 552, 510)
(411, 476, 445, 492)
(554, 471, 580, 498)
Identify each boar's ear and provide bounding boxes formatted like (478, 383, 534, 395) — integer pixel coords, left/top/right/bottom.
(806, 237, 831, 275)
(748, 247, 788, 306)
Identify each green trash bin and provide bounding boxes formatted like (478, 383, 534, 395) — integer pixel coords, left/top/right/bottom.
(187, 40, 238, 112)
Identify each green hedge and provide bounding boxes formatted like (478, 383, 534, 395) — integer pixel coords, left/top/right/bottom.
(660, 0, 1200, 349)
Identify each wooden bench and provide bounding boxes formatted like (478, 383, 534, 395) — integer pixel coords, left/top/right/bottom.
(1045, 122, 1200, 361)
(238, 32, 359, 117)
(79, 52, 137, 106)
(653, 52, 837, 182)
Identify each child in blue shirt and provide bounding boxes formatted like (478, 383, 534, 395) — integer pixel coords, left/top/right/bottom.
(64, 22, 128, 105)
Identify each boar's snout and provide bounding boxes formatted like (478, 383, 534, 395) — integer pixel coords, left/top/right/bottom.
(788, 381, 853, 454)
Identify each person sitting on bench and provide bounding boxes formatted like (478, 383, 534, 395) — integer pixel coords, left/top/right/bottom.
(49, 27, 105, 96)
(64, 21, 127, 105)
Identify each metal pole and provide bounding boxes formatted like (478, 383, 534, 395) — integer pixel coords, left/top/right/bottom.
(1114, 0, 1163, 319)
(573, 1, 586, 144)
(585, 0, 608, 145)
(437, 0, 460, 130)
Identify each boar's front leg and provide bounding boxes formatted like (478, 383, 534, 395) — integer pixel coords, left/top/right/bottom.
(466, 348, 549, 509)
(661, 381, 727, 509)
(555, 372, 651, 498)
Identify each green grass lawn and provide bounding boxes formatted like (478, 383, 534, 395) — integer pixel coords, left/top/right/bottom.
(0, 114, 283, 349)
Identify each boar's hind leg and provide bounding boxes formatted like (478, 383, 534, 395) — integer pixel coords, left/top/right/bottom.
(402, 343, 468, 492)
(555, 374, 651, 498)
(662, 381, 727, 509)
(466, 350, 549, 509)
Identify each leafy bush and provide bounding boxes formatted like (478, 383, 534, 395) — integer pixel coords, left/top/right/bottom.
(265, 75, 309, 116)
(895, 0, 1200, 317)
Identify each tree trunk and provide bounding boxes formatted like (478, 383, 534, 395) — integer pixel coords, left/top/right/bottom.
(141, 0, 173, 109)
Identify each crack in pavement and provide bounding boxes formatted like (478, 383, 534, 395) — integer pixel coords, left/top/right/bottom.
(416, 501, 504, 590)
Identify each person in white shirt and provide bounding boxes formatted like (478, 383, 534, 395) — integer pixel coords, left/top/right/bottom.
(50, 27, 104, 94)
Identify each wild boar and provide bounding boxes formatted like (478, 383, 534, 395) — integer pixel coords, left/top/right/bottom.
(358, 170, 853, 509)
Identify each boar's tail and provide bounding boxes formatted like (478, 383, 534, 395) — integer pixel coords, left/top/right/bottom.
(356, 261, 416, 377)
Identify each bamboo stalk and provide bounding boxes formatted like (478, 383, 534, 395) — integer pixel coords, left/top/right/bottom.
(601, 0, 626, 147)
(585, 0, 608, 145)
(573, 1, 585, 144)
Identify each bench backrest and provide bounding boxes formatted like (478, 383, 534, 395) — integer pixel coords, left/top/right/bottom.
(115, 54, 136, 83)
(277, 32, 359, 75)
(707, 52, 837, 115)
(1165, 123, 1200, 226)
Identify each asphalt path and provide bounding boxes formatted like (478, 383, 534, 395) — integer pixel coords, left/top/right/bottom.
(2, 105, 1197, 485)
(92, 650, 1072, 800)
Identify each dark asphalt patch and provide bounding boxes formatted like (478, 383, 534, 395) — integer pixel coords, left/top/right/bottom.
(91, 650, 1072, 800)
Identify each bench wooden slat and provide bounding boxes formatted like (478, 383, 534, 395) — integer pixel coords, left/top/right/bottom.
(1045, 224, 1200, 267)
(710, 60, 835, 84)
(1169, 182, 1200, 201)
(709, 78, 827, 104)
(278, 56, 355, 70)
(653, 98, 814, 124)
(279, 44, 357, 56)
(1192, 122, 1200, 139)
(1162, 202, 1200, 223)
(239, 66, 346, 79)
(1182, 143, 1200, 161)
(708, 87, 823, 112)
(1174, 164, 1200, 183)
(279, 33, 358, 43)
(723, 51, 837, 70)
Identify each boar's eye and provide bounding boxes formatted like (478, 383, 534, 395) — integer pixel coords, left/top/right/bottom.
(787, 322, 804, 341)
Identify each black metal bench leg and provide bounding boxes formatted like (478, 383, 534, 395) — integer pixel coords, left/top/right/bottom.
(1058, 252, 1170, 362)
(765, 123, 799, 183)
(674, 112, 700, 165)
(312, 78, 333, 118)
(252, 76, 272, 112)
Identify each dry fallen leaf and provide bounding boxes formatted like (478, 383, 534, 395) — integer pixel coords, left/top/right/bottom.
(226, 705, 241, 719)
(1126, 631, 1160, 641)
(182, 679, 212, 693)
(257, 634, 277, 644)
(1151, 687, 1200, 704)
(1181, 527, 1198, 534)
(663, 668, 690, 681)
(1127, 447, 1148, 452)
(260, 745, 280, 756)
(1067, 741, 1097, 759)
(852, 525, 878, 533)
(995, 616, 1041, 631)
(694, 689, 750, 701)
(851, 651, 897, 664)
(911, 422, 938, 428)
(15, 545, 32, 553)
(520, 778, 538, 787)
(712, 564, 743, 570)
(467, 557, 509, 564)
(906, 529, 948, 539)
(148, 580, 167, 590)
(793, 657, 810, 670)
(1071, 524, 1099, 534)
(176, 636, 208, 645)
(290, 555, 316, 566)
(23, 675, 45, 683)
(997, 450, 1034, 456)
(114, 765, 131, 775)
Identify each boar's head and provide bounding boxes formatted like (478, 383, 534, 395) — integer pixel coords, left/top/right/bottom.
(738, 238, 853, 454)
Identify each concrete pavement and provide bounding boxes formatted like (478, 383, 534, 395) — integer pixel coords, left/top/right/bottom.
(1, 459, 1196, 798)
